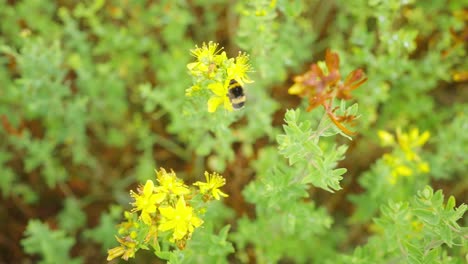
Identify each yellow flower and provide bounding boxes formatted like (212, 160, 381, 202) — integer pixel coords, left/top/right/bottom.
(396, 128, 430, 150)
(187, 42, 253, 113)
(194, 172, 228, 200)
(186, 61, 205, 77)
(107, 245, 126, 261)
(227, 53, 253, 85)
(207, 81, 233, 112)
(395, 128, 431, 161)
(155, 168, 190, 198)
(417, 161, 430, 173)
(288, 82, 306, 95)
(394, 165, 413, 177)
(118, 211, 139, 235)
(107, 236, 137, 261)
(187, 42, 227, 79)
(378, 130, 395, 146)
(158, 197, 203, 241)
(410, 128, 430, 146)
(130, 180, 165, 225)
(384, 154, 414, 185)
(190, 41, 223, 64)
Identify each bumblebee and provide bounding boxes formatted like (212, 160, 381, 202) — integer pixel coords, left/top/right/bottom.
(227, 79, 246, 110)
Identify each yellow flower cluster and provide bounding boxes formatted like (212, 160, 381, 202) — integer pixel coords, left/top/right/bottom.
(107, 168, 228, 261)
(194, 172, 229, 201)
(378, 128, 430, 184)
(186, 41, 253, 113)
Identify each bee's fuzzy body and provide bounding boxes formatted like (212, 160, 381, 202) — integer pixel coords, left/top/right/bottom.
(227, 79, 246, 110)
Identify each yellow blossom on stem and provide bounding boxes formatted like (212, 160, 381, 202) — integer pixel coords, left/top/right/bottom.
(386, 155, 415, 185)
(194, 171, 228, 200)
(158, 197, 203, 241)
(417, 161, 430, 173)
(396, 128, 430, 151)
(227, 52, 253, 85)
(107, 236, 138, 261)
(397, 128, 430, 161)
(187, 42, 227, 79)
(288, 78, 306, 95)
(206, 81, 233, 112)
(378, 130, 395, 146)
(118, 211, 139, 235)
(394, 165, 413, 177)
(107, 245, 126, 261)
(186, 42, 253, 113)
(108, 167, 229, 260)
(189, 41, 223, 64)
(155, 168, 190, 198)
(130, 180, 165, 225)
(380, 128, 431, 184)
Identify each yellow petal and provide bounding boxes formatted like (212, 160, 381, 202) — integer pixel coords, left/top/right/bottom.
(143, 180, 154, 196)
(223, 96, 234, 111)
(416, 131, 430, 146)
(175, 197, 186, 211)
(207, 96, 224, 112)
(158, 220, 176, 231)
(174, 185, 190, 195)
(141, 212, 152, 225)
(154, 192, 166, 204)
(208, 82, 226, 96)
(107, 246, 125, 261)
(212, 189, 228, 200)
(174, 223, 188, 240)
(187, 62, 199, 70)
(159, 206, 175, 219)
(214, 51, 228, 64)
(409, 128, 419, 141)
(377, 130, 395, 146)
(395, 165, 413, 176)
(288, 83, 305, 95)
(418, 162, 430, 173)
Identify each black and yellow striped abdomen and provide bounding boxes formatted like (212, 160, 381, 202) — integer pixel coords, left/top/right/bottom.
(227, 79, 246, 110)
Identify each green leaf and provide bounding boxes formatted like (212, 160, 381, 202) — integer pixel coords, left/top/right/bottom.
(21, 220, 81, 264)
(445, 196, 456, 210)
(57, 198, 86, 233)
(439, 222, 454, 247)
(413, 208, 440, 225)
(405, 240, 424, 264)
(83, 205, 122, 251)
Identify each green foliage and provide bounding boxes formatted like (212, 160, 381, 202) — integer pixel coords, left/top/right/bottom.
(83, 205, 122, 252)
(21, 220, 82, 264)
(236, 0, 317, 81)
(277, 109, 348, 192)
(331, 0, 466, 131)
(167, 225, 234, 264)
(232, 107, 353, 263)
(428, 109, 468, 180)
(340, 186, 467, 263)
(58, 198, 87, 233)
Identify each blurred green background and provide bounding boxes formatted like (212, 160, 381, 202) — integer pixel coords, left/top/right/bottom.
(0, 0, 466, 263)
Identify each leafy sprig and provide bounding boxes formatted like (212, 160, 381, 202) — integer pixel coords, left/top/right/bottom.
(289, 49, 367, 136)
